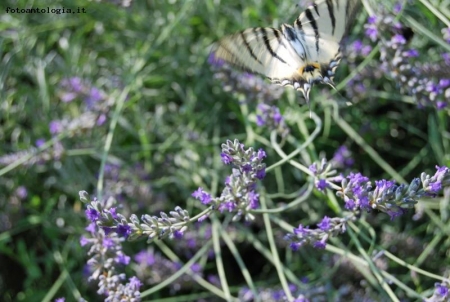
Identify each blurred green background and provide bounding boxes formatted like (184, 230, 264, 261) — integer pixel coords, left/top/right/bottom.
(1, 0, 449, 301)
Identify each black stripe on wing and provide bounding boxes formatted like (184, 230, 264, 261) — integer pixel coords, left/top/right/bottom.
(240, 31, 263, 65)
(325, 0, 336, 36)
(260, 27, 287, 64)
(304, 8, 320, 53)
(215, 42, 251, 69)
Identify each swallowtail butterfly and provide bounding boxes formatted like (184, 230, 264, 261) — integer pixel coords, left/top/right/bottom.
(212, 0, 361, 104)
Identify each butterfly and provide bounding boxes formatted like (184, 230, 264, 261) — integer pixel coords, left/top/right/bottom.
(212, 0, 361, 104)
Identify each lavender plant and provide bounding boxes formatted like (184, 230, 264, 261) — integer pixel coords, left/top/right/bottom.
(79, 136, 450, 301)
(345, 3, 450, 109)
(286, 160, 450, 250)
(79, 191, 142, 301)
(3, 0, 450, 301)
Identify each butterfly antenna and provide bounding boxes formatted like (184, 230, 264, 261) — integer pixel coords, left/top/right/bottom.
(308, 101, 312, 118)
(299, 85, 312, 117)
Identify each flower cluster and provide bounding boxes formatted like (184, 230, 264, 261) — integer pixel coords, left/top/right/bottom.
(346, 6, 450, 109)
(308, 158, 341, 191)
(427, 281, 450, 302)
(208, 53, 289, 136)
(102, 163, 158, 215)
(0, 76, 115, 167)
(286, 165, 450, 250)
(285, 215, 354, 251)
(256, 103, 290, 137)
(81, 190, 191, 242)
(208, 53, 284, 104)
(79, 191, 142, 301)
(239, 284, 310, 302)
(0, 141, 65, 167)
(54, 76, 110, 134)
(330, 145, 354, 170)
(132, 247, 204, 293)
(192, 139, 267, 221)
(337, 166, 450, 219)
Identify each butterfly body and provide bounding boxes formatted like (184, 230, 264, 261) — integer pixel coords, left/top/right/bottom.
(213, 0, 361, 103)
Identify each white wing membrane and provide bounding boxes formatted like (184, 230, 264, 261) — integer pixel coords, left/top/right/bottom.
(295, 0, 360, 63)
(215, 27, 304, 80)
(212, 0, 361, 103)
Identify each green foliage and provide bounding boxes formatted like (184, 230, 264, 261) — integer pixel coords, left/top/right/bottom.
(0, 0, 449, 301)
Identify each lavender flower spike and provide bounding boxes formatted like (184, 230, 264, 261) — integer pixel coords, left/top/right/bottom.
(192, 139, 267, 222)
(79, 191, 142, 301)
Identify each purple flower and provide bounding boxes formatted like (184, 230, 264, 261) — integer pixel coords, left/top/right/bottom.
(35, 138, 46, 147)
(352, 40, 363, 52)
(60, 92, 77, 103)
(257, 149, 266, 160)
(256, 115, 265, 126)
(436, 101, 447, 110)
(108, 207, 118, 219)
(367, 16, 377, 24)
(344, 198, 356, 210)
(219, 201, 236, 212)
(59, 77, 84, 102)
(313, 239, 327, 249)
(293, 224, 308, 236)
(68, 77, 83, 93)
(443, 53, 450, 65)
(332, 145, 354, 168)
(255, 104, 289, 136)
(255, 167, 266, 179)
(391, 34, 407, 46)
(393, 2, 402, 14)
(348, 172, 369, 186)
(208, 52, 225, 68)
(435, 283, 449, 297)
(361, 45, 372, 56)
(85, 208, 100, 221)
(97, 113, 107, 126)
(248, 190, 259, 209)
(290, 242, 302, 251)
(173, 230, 184, 239)
(190, 263, 202, 273)
(387, 208, 405, 220)
(117, 223, 131, 237)
(49, 120, 63, 135)
(80, 236, 89, 247)
(115, 251, 131, 265)
(128, 276, 142, 291)
(85, 87, 103, 108)
(85, 222, 97, 234)
(221, 153, 233, 164)
(54, 298, 65, 302)
(442, 27, 450, 43)
(242, 164, 252, 173)
(273, 110, 282, 124)
(317, 216, 331, 231)
(135, 249, 155, 266)
(403, 49, 419, 57)
(439, 79, 450, 89)
(192, 187, 212, 205)
(365, 23, 378, 41)
(102, 237, 114, 248)
(428, 166, 450, 193)
(309, 164, 317, 174)
(15, 186, 28, 199)
(316, 179, 327, 191)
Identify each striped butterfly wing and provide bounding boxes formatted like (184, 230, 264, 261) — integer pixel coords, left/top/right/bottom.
(212, 0, 361, 103)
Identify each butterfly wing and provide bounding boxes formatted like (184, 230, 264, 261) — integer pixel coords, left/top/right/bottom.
(213, 27, 306, 81)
